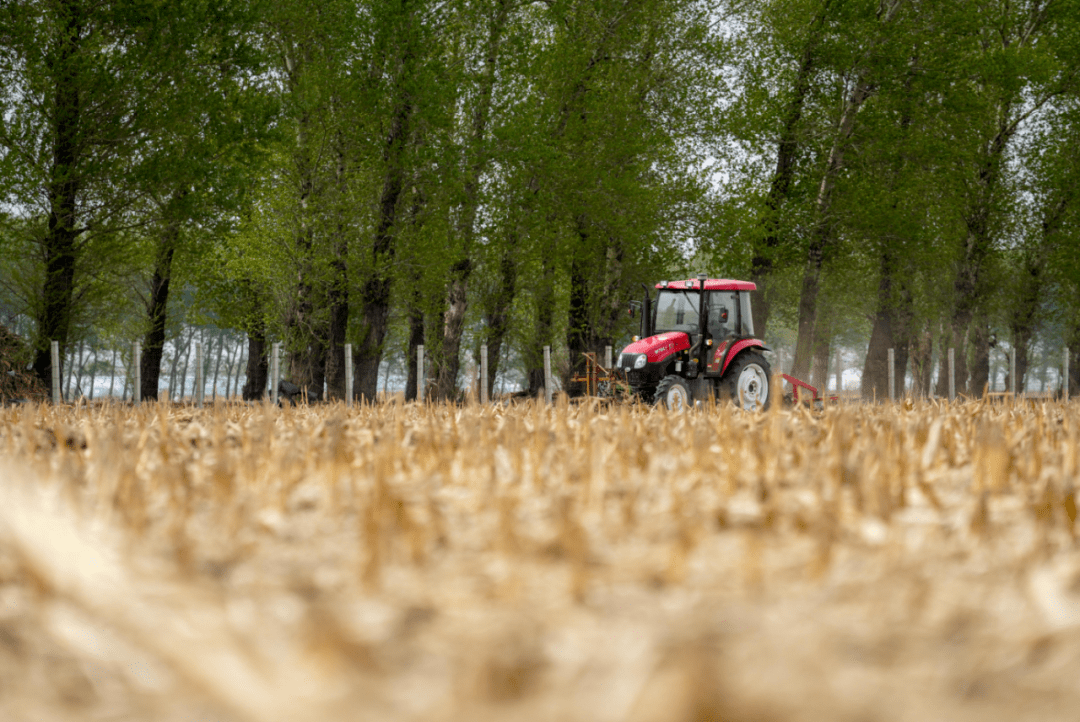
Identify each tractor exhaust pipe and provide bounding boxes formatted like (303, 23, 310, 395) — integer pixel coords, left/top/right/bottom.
(697, 273, 708, 372)
(640, 283, 652, 338)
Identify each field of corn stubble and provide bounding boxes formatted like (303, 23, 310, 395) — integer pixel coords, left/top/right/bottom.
(0, 396, 1079, 721)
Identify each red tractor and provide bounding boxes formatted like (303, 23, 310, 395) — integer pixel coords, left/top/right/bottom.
(619, 273, 772, 410)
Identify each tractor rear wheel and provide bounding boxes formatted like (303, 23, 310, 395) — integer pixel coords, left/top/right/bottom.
(654, 375, 692, 411)
(723, 351, 771, 411)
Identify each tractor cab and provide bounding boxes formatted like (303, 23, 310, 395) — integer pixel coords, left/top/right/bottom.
(652, 280, 755, 339)
(620, 275, 771, 410)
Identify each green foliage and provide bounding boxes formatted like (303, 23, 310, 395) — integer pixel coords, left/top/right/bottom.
(3, 0, 1080, 394)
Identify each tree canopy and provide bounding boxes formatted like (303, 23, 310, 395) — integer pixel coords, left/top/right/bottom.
(3, 0, 1080, 399)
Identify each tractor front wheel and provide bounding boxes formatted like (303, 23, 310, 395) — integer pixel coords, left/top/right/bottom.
(655, 375, 692, 411)
(724, 351, 771, 411)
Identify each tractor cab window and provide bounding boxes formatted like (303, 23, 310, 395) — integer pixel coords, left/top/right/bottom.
(653, 290, 700, 334)
(740, 292, 755, 336)
(707, 292, 737, 340)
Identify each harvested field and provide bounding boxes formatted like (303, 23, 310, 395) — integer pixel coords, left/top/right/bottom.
(0, 398, 1078, 721)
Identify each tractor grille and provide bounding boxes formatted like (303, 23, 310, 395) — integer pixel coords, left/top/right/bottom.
(627, 370, 649, 386)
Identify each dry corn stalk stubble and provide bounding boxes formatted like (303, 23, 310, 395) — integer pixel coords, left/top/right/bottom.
(0, 399, 1079, 721)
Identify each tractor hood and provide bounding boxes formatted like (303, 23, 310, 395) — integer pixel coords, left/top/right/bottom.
(620, 332, 690, 365)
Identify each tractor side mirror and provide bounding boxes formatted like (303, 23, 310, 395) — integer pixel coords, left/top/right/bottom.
(719, 306, 729, 322)
(628, 305, 636, 319)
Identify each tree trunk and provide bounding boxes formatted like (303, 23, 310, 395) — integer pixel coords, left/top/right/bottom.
(791, 74, 876, 381)
(211, 333, 223, 400)
(167, 334, 182, 401)
(109, 348, 117, 398)
(431, 0, 509, 400)
(404, 296, 425, 402)
(750, 6, 828, 338)
(324, 141, 349, 402)
(933, 320, 951, 398)
(32, 0, 82, 391)
(222, 341, 234, 399)
(527, 247, 557, 396)
(355, 91, 411, 400)
(242, 330, 268, 401)
(433, 259, 471, 400)
(969, 323, 991, 397)
(87, 346, 96, 400)
(72, 339, 86, 397)
(894, 344, 910, 397)
(325, 263, 348, 401)
(140, 212, 183, 402)
(280, 42, 326, 401)
(862, 251, 896, 401)
(790, 0, 909, 379)
(180, 329, 194, 400)
(909, 326, 933, 397)
(565, 250, 592, 397)
(234, 342, 245, 398)
(481, 247, 517, 401)
(809, 325, 831, 394)
(226, 336, 235, 399)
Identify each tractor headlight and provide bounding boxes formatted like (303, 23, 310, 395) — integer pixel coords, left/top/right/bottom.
(633, 354, 647, 369)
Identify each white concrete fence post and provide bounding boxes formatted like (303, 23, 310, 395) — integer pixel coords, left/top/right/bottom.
(50, 341, 61, 403)
(345, 343, 353, 408)
(948, 348, 955, 402)
(195, 342, 204, 407)
(604, 345, 612, 370)
(480, 344, 489, 404)
(417, 345, 425, 403)
(888, 348, 896, 402)
(270, 342, 280, 405)
(543, 345, 553, 404)
(133, 341, 142, 403)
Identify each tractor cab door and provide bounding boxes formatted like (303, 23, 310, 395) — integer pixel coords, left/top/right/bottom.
(707, 291, 737, 341)
(705, 291, 754, 376)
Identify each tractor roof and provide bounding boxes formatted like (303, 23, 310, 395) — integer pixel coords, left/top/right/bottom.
(656, 279, 757, 291)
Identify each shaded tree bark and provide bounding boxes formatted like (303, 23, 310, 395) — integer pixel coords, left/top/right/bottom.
(404, 294, 425, 401)
(909, 326, 933, 397)
(970, 323, 991, 396)
(750, 2, 832, 338)
(565, 248, 592, 397)
(355, 94, 411, 400)
(862, 250, 897, 401)
(809, 326, 831, 394)
(933, 320, 951, 399)
(324, 136, 351, 402)
(432, 0, 511, 400)
(790, 73, 877, 381)
(242, 328, 268, 400)
(32, 0, 83, 390)
(790, 0, 905, 381)
(526, 244, 557, 396)
(1009, 193, 1069, 395)
(480, 246, 517, 400)
(140, 204, 184, 401)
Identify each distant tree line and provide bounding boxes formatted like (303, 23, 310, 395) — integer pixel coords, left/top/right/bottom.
(2, 0, 1079, 401)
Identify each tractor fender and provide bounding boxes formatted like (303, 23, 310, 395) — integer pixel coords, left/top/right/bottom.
(710, 338, 770, 376)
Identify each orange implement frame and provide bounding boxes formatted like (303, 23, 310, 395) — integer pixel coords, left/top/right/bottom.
(782, 374, 838, 405)
(571, 352, 625, 397)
